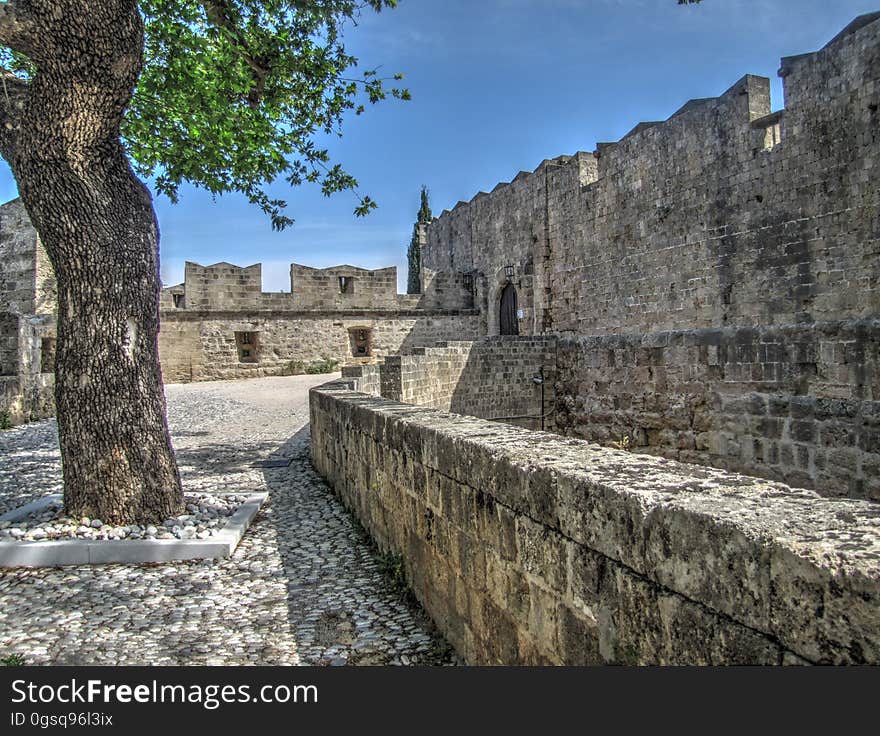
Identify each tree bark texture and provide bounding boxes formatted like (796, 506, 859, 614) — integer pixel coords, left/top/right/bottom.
(0, 1, 183, 523)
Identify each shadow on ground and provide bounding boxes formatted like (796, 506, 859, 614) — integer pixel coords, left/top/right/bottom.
(257, 425, 456, 666)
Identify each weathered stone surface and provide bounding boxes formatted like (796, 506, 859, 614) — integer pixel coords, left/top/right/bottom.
(417, 16, 880, 502)
(157, 311, 483, 384)
(553, 321, 880, 500)
(310, 385, 880, 664)
(0, 200, 56, 425)
(150, 260, 482, 382)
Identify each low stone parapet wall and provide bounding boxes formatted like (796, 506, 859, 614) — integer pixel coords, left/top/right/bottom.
(309, 382, 880, 665)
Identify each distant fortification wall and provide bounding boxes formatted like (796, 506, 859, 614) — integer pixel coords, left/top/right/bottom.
(158, 311, 483, 383)
(160, 260, 475, 313)
(0, 203, 485, 396)
(174, 262, 264, 311)
(153, 259, 482, 383)
(290, 264, 399, 310)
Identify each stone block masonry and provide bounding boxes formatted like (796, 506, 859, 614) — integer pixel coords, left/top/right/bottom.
(0, 373, 53, 426)
(310, 383, 880, 665)
(0, 200, 56, 424)
(417, 14, 880, 502)
(555, 319, 880, 501)
(290, 264, 399, 311)
(160, 261, 474, 314)
(0, 199, 55, 317)
(364, 337, 556, 431)
(344, 327, 878, 501)
(423, 17, 880, 336)
(158, 311, 484, 383)
(152, 256, 485, 383)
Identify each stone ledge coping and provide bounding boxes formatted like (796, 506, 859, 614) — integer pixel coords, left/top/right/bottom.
(0, 492, 267, 567)
(311, 384, 880, 663)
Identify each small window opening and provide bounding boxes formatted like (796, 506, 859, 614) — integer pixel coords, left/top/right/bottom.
(339, 276, 354, 294)
(462, 273, 474, 291)
(40, 337, 56, 373)
(172, 293, 185, 308)
(235, 331, 259, 363)
(350, 328, 371, 357)
(763, 122, 782, 151)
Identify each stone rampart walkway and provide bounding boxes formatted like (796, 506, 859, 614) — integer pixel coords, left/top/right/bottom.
(0, 375, 454, 666)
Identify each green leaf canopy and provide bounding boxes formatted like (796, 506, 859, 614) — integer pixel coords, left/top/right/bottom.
(121, 1, 408, 229)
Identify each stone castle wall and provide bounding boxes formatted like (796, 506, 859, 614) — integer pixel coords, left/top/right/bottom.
(556, 319, 880, 501)
(158, 310, 483, 383)
(342, 337, 555, 430)
(0, 312, 19, 378)
(0, 200, 56, 423)
(423, 18, 879, 334)
(152, 258, 483, 383)
(418, 14, 880, 500)
(377, 338, 555, 430)
(0, 313, 56, 424)
(417, 268, 475, 312)
(174, 262, 264, 311)
(160, 260, 475, 314)
(310, 380, 880, 665)
(306, 15, 880, 664)
(1, 199, 41, 316)
(164, 262, 406, 312)
(0, 200, 57, 318)
(290, 264, 399, 310)
(423, 159, 553, 336)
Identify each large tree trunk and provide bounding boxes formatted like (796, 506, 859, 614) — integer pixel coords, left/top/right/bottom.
(0, 1, 183, 523)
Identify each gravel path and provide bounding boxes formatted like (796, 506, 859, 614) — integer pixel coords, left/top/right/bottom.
(0, 374, 455, 666)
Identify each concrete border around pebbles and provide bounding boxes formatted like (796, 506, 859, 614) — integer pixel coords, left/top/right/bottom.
(0, 492, 268, 567)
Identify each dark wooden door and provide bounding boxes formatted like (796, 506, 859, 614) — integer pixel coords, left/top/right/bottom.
(500, 283, 519, 335)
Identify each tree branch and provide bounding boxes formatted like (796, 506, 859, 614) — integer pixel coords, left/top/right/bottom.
(201, 1, 272, 108)
(0, 1, 38, 56)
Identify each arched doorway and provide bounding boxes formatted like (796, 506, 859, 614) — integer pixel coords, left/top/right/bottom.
(499, 283, 519, 336)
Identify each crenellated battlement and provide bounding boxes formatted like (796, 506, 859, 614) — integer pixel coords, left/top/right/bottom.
(416, 13, 880, 502)
(427, 12, 880, 257)
(158, 258, 476, 314)
(423, 11, 880, 335)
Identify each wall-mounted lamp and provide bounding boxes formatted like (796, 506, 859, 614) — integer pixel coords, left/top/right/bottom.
(504, 264, 515, 281)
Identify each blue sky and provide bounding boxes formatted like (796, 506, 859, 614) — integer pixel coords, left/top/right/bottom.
(0, 0, 876, 292)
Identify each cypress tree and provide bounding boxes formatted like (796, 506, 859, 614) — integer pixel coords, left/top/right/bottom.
(407, 185, 431, 294)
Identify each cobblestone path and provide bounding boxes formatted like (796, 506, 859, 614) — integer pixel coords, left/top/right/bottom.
(0, 375, 455, 666)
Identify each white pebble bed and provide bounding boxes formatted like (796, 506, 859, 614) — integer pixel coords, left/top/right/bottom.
(0, 493, 249, 542)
